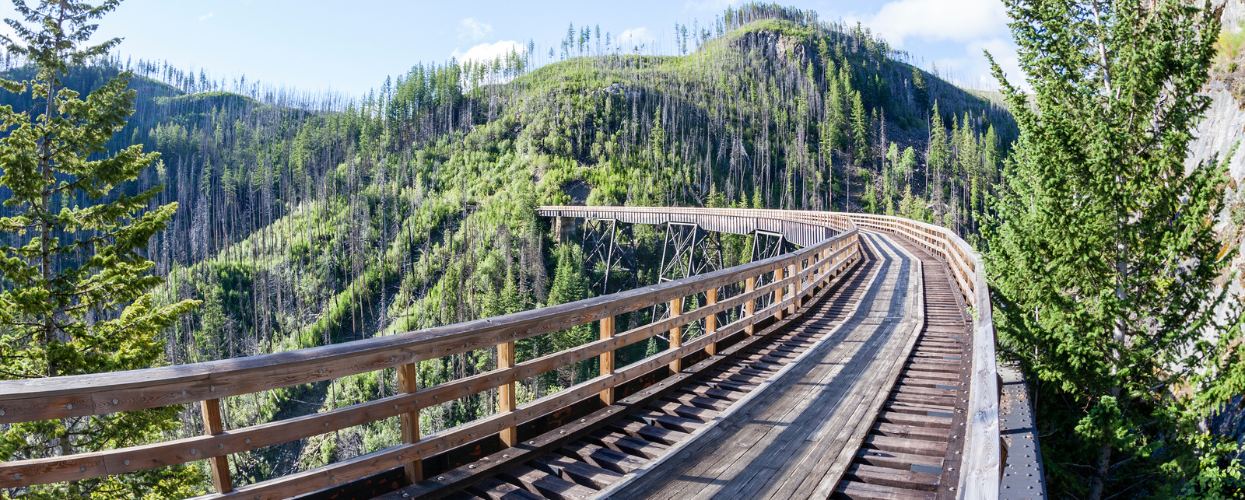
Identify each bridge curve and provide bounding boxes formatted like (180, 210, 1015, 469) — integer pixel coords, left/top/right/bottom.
(0, 207, 1007, 500)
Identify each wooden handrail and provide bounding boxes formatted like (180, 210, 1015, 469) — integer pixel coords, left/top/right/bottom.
(844, 213, 1000, 500)
(0, 207, 861, 500)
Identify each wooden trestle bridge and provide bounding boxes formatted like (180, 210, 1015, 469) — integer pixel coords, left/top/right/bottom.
(0, 207, 1046, 500)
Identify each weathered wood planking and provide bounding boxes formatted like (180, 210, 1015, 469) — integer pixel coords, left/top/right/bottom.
(844, 214, 1000, 500)
(388, 236, 871, 500)
(603, 232, 920, 500)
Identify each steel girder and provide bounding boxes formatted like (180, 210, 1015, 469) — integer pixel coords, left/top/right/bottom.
(581, 218, 638, 296)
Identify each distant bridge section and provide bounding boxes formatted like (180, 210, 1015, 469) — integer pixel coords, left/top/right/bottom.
(538, 206, 850, 248)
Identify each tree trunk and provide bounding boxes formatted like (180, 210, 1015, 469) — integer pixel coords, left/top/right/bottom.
(1087, 441, 1112, 500)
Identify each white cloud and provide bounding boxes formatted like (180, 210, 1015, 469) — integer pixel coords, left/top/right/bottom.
(198, 12, 214, 21)
(849, 0, 1026, 92)
(451, 40, 525, 64)
(971, 38, 1026, 90)
(458, 18, 492, 41)
(865, 0, 1007, 49)
(925, 38, 1028, 92)
(617, 28, 655, 51)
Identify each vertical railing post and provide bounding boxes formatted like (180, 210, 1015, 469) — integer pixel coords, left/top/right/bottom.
(397, 363, 424, 483)
(705, 288, 719, 355)
(599, 316, 616, 404)
(744, 276, 757, 335)
(788, 262, 799, 314)
(200, 399, 233, 494)
(774, 266, 786, 320)
(668, 297, 684, 374)
(498, 342, 518, 446)
(825, 242, 834, 276)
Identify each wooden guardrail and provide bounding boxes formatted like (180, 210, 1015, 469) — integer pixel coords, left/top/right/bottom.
(0, 208, 859, 500)
(844, 213, 1001, 500)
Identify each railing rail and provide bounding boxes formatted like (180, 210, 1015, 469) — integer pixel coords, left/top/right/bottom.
(0, 207, 860, 500)
(844, 213, 1000, 500)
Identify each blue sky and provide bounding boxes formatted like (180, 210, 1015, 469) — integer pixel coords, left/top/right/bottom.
(1, 0, 1024, 97)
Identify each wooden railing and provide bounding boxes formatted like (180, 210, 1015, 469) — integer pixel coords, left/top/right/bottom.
(0, 208, 859, 500)
(845, 213, 1001, 500)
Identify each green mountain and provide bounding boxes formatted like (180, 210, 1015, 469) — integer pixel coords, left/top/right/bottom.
(0, 4, 1015, 486)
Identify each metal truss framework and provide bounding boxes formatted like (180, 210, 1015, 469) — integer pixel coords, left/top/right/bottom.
(652, 223, 730, 342)
(577, 217, 798, 348)
(581, 218, 638, 296)
(750, 230, 788, 310)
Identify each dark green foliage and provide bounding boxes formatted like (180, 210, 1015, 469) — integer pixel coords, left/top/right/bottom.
(985, 1, 1243, 498)
(0, 1, 202, 498)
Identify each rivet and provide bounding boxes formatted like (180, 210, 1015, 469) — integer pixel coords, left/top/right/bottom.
(438, 476, 446, 481)
(469, 464, 477, 469)
(503, 454, 510, 458)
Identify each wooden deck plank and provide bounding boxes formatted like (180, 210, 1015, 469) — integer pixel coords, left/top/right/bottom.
(605, 232, 923, 500)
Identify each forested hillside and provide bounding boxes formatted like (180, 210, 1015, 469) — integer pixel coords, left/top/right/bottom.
(0, 3, 1015, 487)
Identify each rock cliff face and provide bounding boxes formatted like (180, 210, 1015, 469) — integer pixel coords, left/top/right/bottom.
(1215, 0, 1245, 33)
(1195, 5, 1245, 299)
(1195, 0, 1245, 460)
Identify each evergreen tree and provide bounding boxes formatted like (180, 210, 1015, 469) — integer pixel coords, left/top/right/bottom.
(0, 1, 202, 498)
(849, 90, 870, 166)
(546, 243, 593, 381)
(985, 1, 1240, 498)
(926, 102, 949, 207)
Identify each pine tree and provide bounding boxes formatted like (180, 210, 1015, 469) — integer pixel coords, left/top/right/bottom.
(0, 1, 201, 497)
(849, 90, 869, 166)
(926, 102, 949, 209)
(984, 1, 1239, 498)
